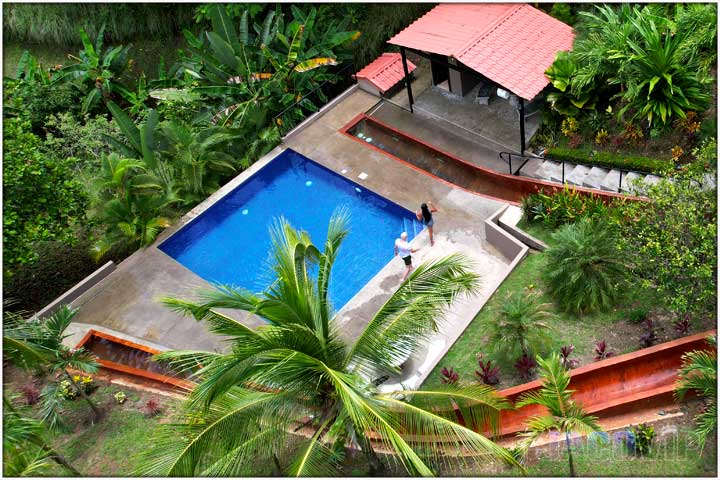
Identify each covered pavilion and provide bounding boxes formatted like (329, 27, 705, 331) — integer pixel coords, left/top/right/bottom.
(388, 3, 574, 153)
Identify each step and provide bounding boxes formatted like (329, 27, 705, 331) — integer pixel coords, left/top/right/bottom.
(621, 172, 644, 193)
(600, 169, 622, 192)
(582, 166, 611, 189)
(565, 164, 592, 186)
(642, 174, 662, 187)
(518, 158, 545, 179)
(543, 160, 565, 183)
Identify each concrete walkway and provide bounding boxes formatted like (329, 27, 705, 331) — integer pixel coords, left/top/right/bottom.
(68, 88, 518, 373)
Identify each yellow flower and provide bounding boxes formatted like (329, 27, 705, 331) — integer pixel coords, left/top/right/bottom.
(73, 375, 81, 382)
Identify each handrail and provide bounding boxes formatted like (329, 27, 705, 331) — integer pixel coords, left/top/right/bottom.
(498, 151, 662, 193)
(271, 63, 356, 136)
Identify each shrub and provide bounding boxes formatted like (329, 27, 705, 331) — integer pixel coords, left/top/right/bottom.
(628, 307, 649, 324)
(475, 357, 500, 386)
(145, 398, 163, 417)
(594, 340, 615, 360)
(549, 3, 574, 24)
(514, 355, 537, 381)
(440, 367, 459, 385)
(545, 147, 673, 174)
(639, 319, 657, 348)
(630, 423, 656, 456)
(521, 185, 609, 228)
(3, 119, 88, 277)
(20, 385, 40, 405)
(487, 291, 554, 364)
(543, 219, 626, 314)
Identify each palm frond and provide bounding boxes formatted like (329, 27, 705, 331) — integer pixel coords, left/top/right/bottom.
(346, 253, 479, 377)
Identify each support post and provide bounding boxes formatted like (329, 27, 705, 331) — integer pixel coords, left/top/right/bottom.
(400, 47, 414, 113)
(519, 97, 526, 154)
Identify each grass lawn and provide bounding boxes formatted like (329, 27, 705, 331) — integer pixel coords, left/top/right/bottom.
(423, 221, 664, 390)
(522, 429, 717, 477)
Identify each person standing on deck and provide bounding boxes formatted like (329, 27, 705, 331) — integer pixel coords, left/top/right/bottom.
(416, 201, 439, 246)
(394, 232, 419, 282)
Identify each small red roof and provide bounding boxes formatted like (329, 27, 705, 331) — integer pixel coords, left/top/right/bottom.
(388, 3, 574, 100)
(355, 53, 417, 94)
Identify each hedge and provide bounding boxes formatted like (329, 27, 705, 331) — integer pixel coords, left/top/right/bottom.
(546, 147, 673, 174)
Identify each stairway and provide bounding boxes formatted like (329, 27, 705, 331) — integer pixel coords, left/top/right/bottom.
(518, 157, 664, 194)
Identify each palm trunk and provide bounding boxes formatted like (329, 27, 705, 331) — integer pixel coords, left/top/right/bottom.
(63, 369, 101, 422)
(272, 453, 283, 476)
(40, 444, 82, 476)
(565, 431, 576, 477)
(354, 426, 385, 476)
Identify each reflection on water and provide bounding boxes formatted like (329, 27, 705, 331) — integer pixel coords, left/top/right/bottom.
(349, 118, 521, 202)
(84, 336, 190, 378)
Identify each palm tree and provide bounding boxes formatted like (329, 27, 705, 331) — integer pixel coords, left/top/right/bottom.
(515, 353, 602, 477)
(543, 219, 626, 314)
(487, 291, 554, 364)
(139, 212, 522, 476)
(160, 120, 237, 201)
(3, 396, 81, 476)
(675, 335, 717, 453)
(3, 306, 102, 429)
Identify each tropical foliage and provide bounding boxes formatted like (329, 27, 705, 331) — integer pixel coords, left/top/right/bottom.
(543, 219, 626, 314)
(614, 145, 717, 316)
(3, 119, 88, 276)
(3, 306, 102, 431)
(50, 25, 135, 114)
(3, 397, 80, 476)
(675, 335, 717, 453)
(516, 353, 603, 477)
(139, 213, 521, 476)
(486, 291, 554, 364)
(545, 3, 714, 129)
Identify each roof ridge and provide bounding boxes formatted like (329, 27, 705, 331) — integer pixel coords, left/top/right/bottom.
(453, 3, 523, 59)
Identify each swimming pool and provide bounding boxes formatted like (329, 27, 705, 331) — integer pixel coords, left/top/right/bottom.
(159, 149, 422, 310)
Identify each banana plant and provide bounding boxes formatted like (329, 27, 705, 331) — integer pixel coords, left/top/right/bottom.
(104, 100, 161, 170)
(50, 24, 134, 113)
(157, 4, 358, 127)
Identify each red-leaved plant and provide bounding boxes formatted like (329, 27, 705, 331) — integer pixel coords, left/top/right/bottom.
(594, 340, 615, 360)
(475, 357, 500, 385)
(440, 367, 459, 385)
(559, 345, 579, 370)
(145, 398, 163, 417)
(674, 315, 691, 336)
(514, 354, 537, 380)
(639, 319, 657, 348)
(20, 385, 40, 405)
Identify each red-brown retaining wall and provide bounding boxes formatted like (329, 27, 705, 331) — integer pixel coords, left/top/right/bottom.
(490, 330, 716, 438)
(340, 114, 644, 205)
(75, 329, 194, 390)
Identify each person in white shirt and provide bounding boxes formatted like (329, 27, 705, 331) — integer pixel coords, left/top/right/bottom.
(394, 232, 419, 282)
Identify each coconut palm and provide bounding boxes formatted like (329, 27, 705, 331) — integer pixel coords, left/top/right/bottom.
(139, 212, 522, 476)
(515, 353, 602, 477)
(675, 335, 717, 453)
(543, 219, 626, 314)
(3, 306, 102, 430)
(487, 291, 554, 364)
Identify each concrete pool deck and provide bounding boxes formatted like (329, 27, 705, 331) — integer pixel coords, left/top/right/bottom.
(66, 88, 522, 386)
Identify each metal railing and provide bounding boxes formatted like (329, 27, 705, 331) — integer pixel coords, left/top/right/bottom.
(271, 63, 356, 137)
(499, 151, 660, 193)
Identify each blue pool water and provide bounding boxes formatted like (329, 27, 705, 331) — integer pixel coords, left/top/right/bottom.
(159, 149, 423, 310)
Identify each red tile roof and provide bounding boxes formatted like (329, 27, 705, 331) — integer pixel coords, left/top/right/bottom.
(388, 3, 575, 100)
(355, 53, 417, 94)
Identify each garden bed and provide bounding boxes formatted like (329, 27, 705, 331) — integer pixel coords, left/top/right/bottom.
(422, 224, 716, 391)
